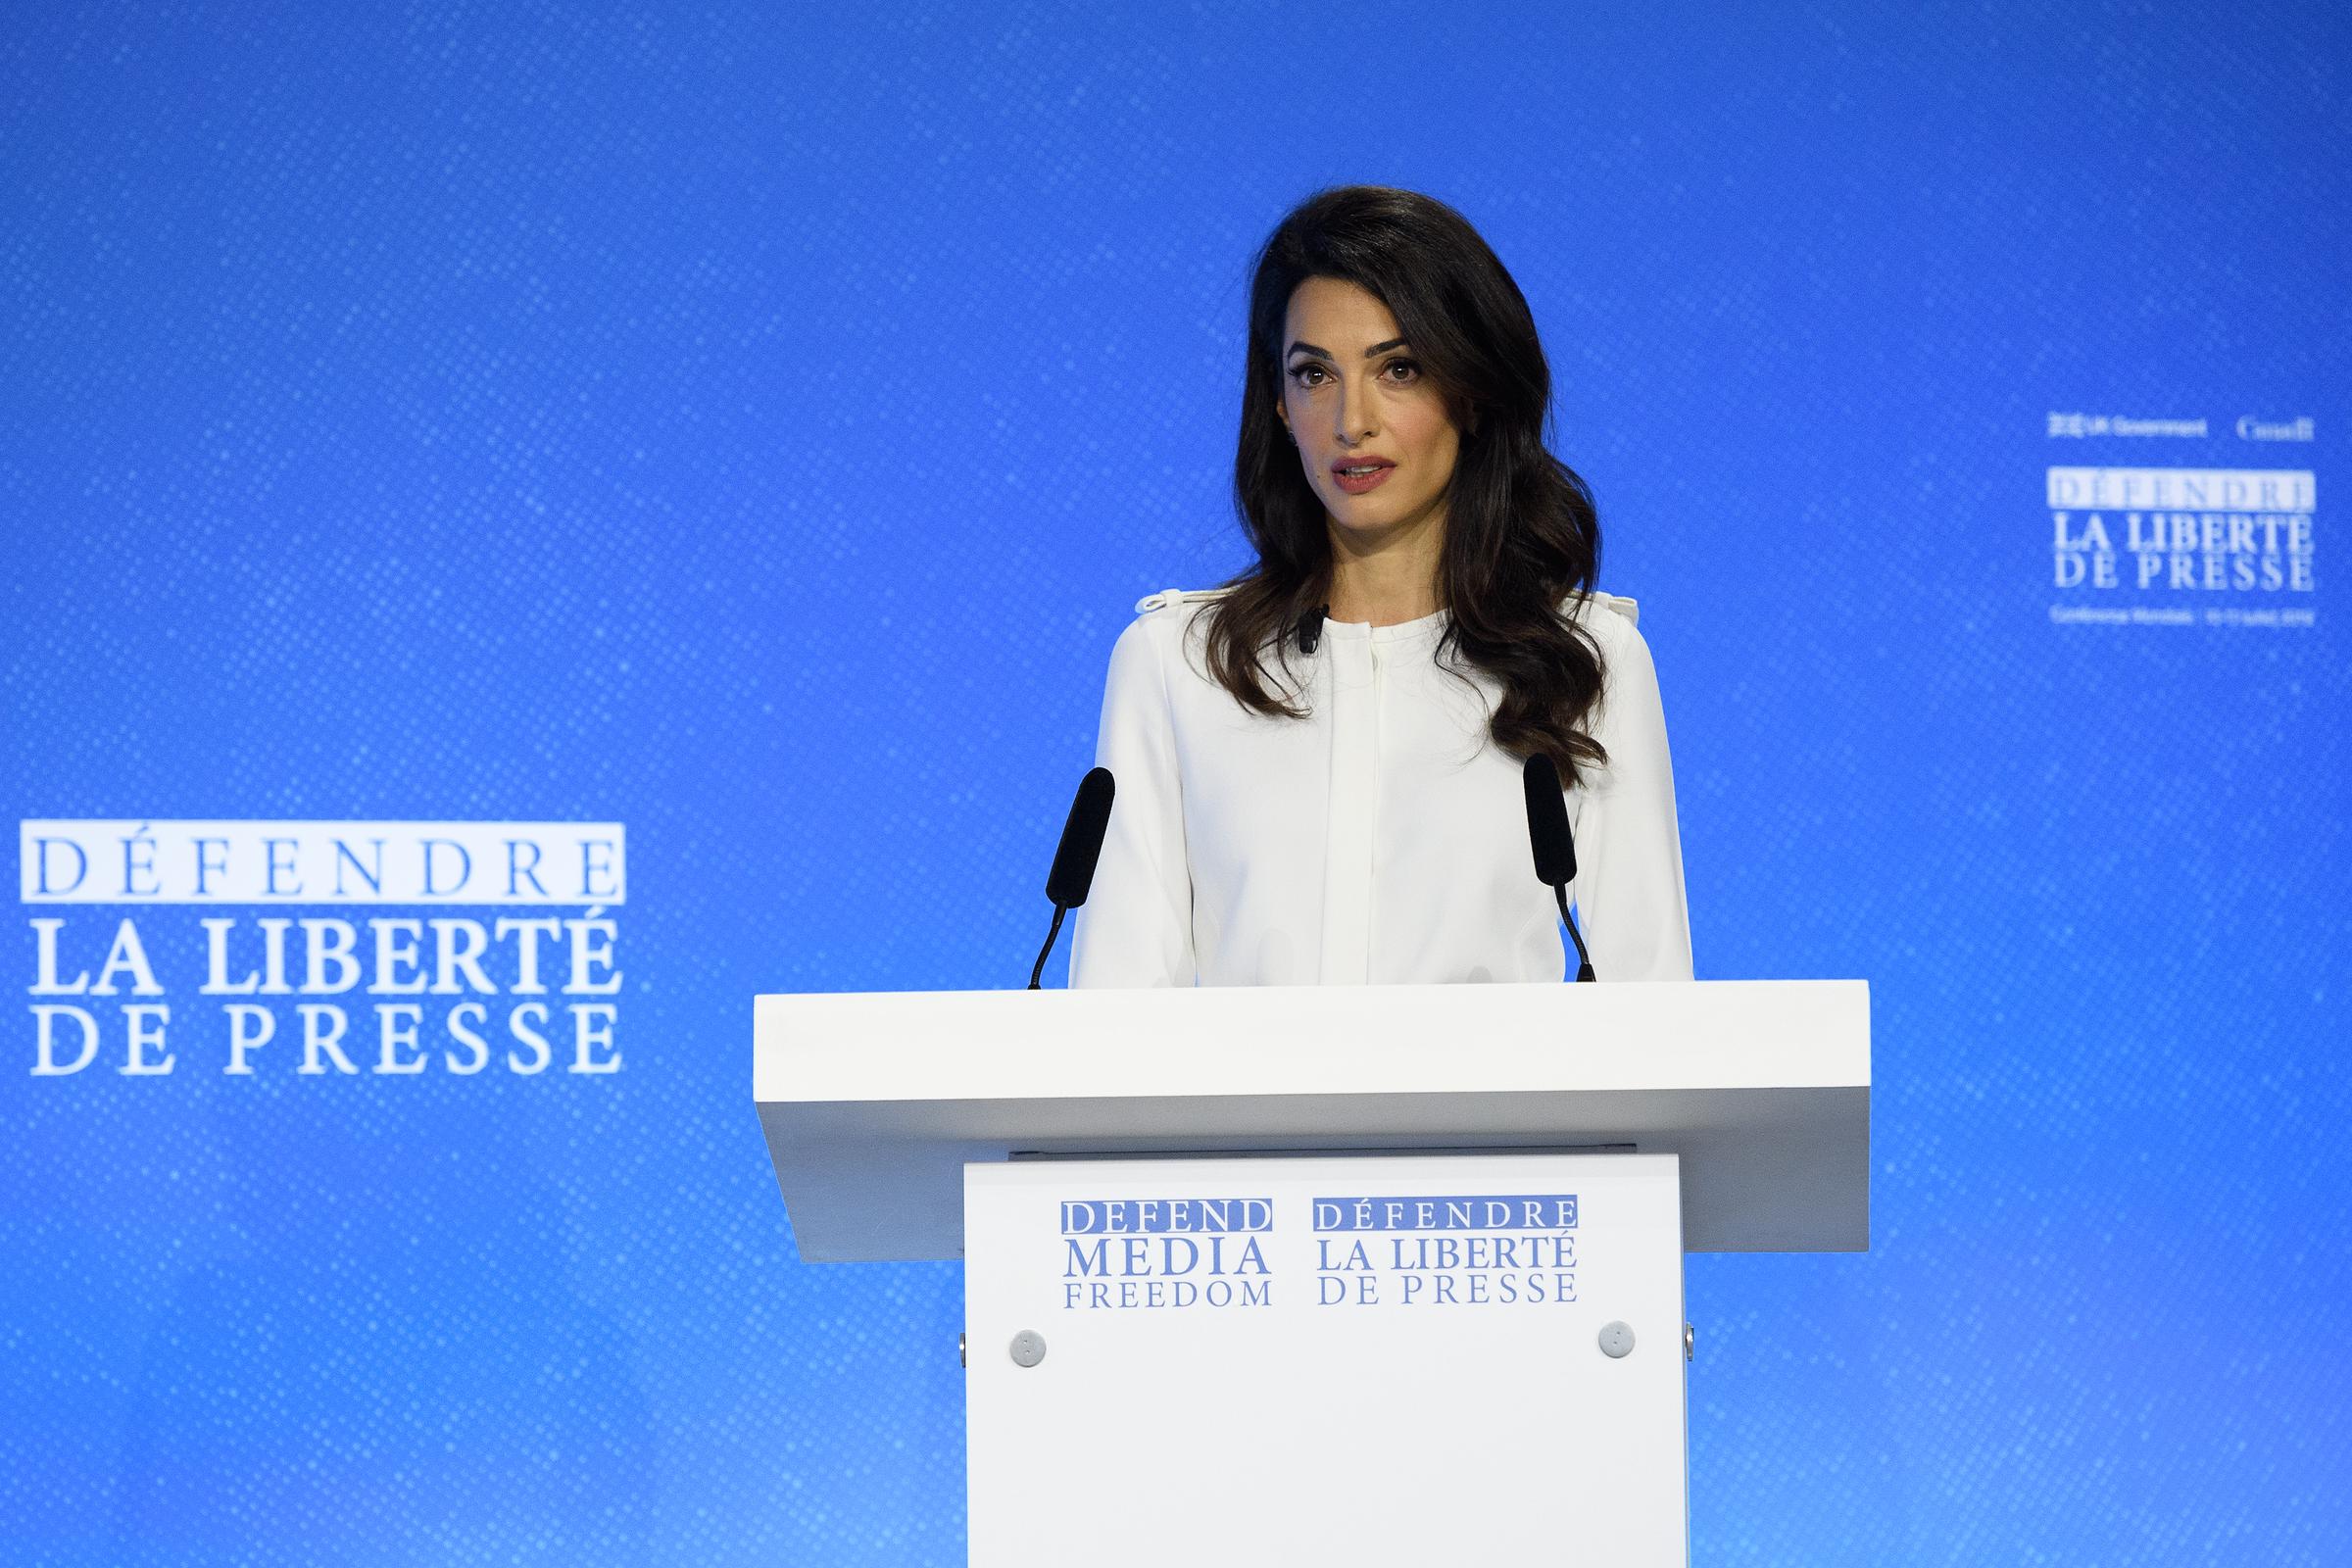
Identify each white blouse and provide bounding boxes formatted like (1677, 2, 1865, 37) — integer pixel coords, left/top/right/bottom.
(1068, 588, 1693, 987)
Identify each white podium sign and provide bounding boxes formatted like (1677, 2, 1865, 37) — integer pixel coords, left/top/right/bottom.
(965, 1151, 1688, 1566)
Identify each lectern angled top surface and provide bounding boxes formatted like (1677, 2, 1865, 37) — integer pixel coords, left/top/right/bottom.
(754, 979, 1869, 1260)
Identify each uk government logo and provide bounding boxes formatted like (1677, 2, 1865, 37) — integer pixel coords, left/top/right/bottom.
(21, 820, 625, 1080)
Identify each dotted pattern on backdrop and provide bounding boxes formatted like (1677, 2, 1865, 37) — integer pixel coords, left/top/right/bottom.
(2, 1, 2349, 1564)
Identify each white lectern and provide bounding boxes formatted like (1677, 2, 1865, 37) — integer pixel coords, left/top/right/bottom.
(755, 980, 1869, 1567)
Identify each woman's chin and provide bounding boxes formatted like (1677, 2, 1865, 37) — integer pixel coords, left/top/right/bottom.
(1324, 497, 1431, 543)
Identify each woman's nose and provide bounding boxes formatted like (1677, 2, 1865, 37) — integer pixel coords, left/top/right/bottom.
(1332, 373, 1377, 445)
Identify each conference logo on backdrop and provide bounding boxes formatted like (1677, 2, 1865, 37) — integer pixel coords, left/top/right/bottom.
(2046, 411, 2318, 628)
(20, 820, 624, 1079)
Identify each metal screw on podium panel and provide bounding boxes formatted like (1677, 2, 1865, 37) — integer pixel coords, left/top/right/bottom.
(1598, 1321, 1636, 1359)
(1008, 1330, 1048, 1368)
(1685, 1324, 1695, 1362)
(957, 1333, 966, 1368)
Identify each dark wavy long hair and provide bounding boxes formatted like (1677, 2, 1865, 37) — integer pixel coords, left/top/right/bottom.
(1200, 184, 1609, 782)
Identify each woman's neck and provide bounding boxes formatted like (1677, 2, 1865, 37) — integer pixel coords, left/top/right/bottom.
(1325, 510, 1445, 626)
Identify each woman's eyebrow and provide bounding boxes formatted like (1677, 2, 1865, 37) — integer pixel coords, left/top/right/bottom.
(1286, 337, 1410, 360)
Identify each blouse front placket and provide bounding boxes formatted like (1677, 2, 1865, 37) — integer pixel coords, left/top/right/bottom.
(1314, 623, 1389, 984)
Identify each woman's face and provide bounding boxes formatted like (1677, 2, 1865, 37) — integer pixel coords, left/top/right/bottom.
(1276, 275, 1461, 547)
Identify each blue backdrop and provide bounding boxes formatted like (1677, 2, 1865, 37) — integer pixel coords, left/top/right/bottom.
(5, 1, 2347, 1562)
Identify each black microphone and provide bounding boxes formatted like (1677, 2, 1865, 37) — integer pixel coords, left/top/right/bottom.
(1296, 603, 1329, 656)
(1030, 766, 1115, 988)
(1521, 754, 1595, 982)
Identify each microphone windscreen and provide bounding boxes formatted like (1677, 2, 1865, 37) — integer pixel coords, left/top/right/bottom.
(1046, 767, 1117, 907)
(1521, 753, 1579, 888)
(1297, 603, 1328, 656)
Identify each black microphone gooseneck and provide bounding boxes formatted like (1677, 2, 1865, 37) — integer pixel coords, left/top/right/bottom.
(1029, 766, 1116, 989)
(1521, 754, 1596, 983)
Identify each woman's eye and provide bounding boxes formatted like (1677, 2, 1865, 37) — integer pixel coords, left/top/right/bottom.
(1286, 360, 1415, 387)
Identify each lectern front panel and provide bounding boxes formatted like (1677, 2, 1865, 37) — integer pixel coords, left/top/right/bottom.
(965, 1152, 1688, 1566)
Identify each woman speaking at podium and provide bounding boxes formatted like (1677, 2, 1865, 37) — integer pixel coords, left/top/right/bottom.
(1070, 186, 1691, 989)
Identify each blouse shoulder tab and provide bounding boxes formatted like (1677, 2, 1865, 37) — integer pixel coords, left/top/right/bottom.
(1133, 585, 1233, 615)
(1570, 590, 1639, 629)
